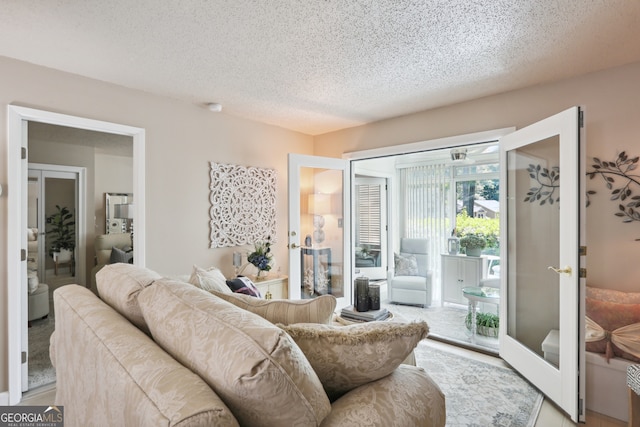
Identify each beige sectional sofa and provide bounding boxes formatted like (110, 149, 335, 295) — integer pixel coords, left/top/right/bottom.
(50, 264, 446, 427)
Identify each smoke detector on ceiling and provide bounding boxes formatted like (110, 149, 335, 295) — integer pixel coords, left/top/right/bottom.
(206, 102, 223, 112)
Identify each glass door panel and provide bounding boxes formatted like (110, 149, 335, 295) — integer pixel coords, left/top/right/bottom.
(288, 154, 350, 307)
(506, 136, 560, 365)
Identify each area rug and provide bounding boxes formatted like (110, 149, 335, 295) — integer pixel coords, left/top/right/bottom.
(381, 290, 500, 352)
(415, 341, 543, 427)
(27, 298, 56, 390)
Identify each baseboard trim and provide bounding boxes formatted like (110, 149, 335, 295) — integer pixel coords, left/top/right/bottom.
(0, 391, 9, 405)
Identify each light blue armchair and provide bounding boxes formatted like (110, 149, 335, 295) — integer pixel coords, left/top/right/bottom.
(387, 238, 433, 307)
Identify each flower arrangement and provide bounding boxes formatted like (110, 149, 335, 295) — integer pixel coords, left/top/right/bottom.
(247, 236, 273, 277)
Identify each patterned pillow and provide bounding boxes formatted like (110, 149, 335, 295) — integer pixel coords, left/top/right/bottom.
(279, 321, 429, 401)
(188, 265, 231, 294)
(211, 291, 336, 325)
(226, 276, 262, 297)
(138, 280, 331, 426)
(394, 253, 419, 276)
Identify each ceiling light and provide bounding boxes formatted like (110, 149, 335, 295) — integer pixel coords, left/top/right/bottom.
(206, 102, 222, 112)
(450, 148, 467, 161)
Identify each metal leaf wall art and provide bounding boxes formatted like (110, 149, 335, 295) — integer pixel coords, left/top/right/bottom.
(586, 151, 640, 227)
(524, 164, 560, 206)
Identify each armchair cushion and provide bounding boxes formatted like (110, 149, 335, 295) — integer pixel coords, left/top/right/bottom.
(279, 321, 429, 401)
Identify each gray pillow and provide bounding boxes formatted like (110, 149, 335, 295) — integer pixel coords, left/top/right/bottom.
(110, 246, 133, 264)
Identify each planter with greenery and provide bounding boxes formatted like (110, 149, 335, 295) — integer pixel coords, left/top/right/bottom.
(459, 233, 486, 256)
(465, 312, 499, 337)
(46, 205, 75, 260)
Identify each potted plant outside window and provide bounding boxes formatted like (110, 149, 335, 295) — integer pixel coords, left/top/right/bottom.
(459, 233, 486, 257)
(46, 205, 76, 262)
(465, 312, 499, 337)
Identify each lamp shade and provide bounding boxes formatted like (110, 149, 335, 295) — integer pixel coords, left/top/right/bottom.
(308, 193, 331, 215)
(114, 203, 134, 219)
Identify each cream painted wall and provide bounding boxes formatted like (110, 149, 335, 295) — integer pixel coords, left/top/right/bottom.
(0, 56, 314, 392)
(317, 61, 640, 294)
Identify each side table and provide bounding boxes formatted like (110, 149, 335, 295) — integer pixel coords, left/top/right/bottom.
(462, 286, 500, 342)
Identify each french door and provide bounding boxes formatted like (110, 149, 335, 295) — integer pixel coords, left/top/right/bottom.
(287, 154, 351, 308)
(499, 106, 585, 422)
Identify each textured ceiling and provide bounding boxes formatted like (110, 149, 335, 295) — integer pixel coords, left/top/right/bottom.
(1, 1, 640, 135)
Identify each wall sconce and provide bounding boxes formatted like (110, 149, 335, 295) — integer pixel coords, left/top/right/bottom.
(450, 148, 467, 161)
(308, 193, 331, 244)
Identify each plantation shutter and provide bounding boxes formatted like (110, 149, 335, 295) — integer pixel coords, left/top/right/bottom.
(356, 183, 381, 246)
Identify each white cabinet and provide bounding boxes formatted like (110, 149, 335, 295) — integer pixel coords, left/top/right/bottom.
(441, 254, 485, 305)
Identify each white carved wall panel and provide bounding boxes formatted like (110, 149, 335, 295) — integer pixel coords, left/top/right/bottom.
(209, 162, 277, 248)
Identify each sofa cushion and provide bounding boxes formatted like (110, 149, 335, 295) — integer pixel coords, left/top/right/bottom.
(138, 280, 331, 427)
(96, 263, 161, 334)
(320, 365, 446, 427)
(52, 285, 239, 427)
(211, 291, 336, 325)
(225, 276, 262, 297)
(279, 321, 429, 401)
(188, 265, 231, 294)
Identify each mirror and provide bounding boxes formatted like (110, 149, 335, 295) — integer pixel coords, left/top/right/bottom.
(106, 192, 133, 234)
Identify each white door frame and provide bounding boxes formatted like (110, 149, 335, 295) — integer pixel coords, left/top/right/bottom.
(6, 105, 146, 405)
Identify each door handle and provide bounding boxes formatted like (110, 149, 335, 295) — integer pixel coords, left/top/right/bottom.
(288, 243, 300, 249)
(548, 266, 572, 276)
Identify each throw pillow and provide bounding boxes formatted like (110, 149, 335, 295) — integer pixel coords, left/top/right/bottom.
(211, 290, 336, 325)
(138, 280, 331, 427)
(586, 296, 640, 362)
(587, 286, 640, 303)
(27, 271, 39, 294)
(226, 276, 262, 298)
(188, 265, 231, 294)
(110, 246, 133, 264)
(394, 252, 419, 276)
(279, 321, 429, 401)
